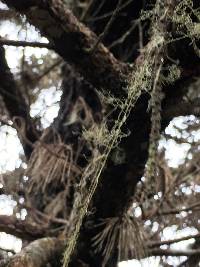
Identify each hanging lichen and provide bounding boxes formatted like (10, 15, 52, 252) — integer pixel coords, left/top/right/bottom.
(62, 3, 171, 267)
(62, 0, 200, 266)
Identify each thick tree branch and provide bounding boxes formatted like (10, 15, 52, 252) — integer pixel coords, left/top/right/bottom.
(0, 215, 47, 240)
(6, 237, 64, 267)
(2, 0, 130, 94)
(5, 238, 200, 267)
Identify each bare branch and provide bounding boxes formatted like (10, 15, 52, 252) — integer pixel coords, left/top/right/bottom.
(7, 237, 64, 267)
(158, 202, 200, 216)
(90, 0, 123, 53)
(149, 248, 200, 257)
(0, 38, 53, 49)
(2, 0, 130, 94)
(0, 46, 40, 158)
(149, 233, 200, 248)
(0, 215, 47, 240)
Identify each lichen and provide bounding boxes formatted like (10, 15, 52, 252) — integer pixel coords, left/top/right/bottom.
(62, 1, 200, 266)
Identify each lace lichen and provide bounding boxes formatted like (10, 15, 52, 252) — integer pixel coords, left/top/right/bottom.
(63, 4, 169, 267)
(63, 0, 200, 266)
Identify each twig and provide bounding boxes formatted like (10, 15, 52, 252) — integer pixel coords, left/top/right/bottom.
(149, 248, 200, 257)
(90, 0, 123, 53)
(157, 201, 200, 216)
(109, 19, 139, 49)
(87, 0, 134, 22)
(148, 233, 200, 248)
(0, 38, 53, 49)
(36, 59, 62, 82)
(24, 205, 68, 225)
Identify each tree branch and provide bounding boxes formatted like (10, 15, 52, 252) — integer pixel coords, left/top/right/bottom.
(6, 237, 64, 267)
(149, 248, 200, 257)
(157, 202, 200, 216)
(2, 0, 130, 94)
(0, 46, 40, 158)
(0, 38, 53, 49)
(148, 233, 200, 248)
(0, 215, 47, 240)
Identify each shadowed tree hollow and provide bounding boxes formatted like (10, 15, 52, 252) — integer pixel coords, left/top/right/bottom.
(0, 0, 200, 266)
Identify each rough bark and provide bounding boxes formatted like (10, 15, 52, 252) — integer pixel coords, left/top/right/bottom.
(2, 0, 130, 94)
(0, 215, 47, 240)
(7, 237, 64, 267)
(0, 1, 200, 267)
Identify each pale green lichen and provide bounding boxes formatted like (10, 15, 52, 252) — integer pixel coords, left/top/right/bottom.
(164, 64, 181, 84)
(172, 0, 200, 57)
(63, 3, 167, 266)
(62, 1, 200, 266)
(111, 147, 126, 165)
